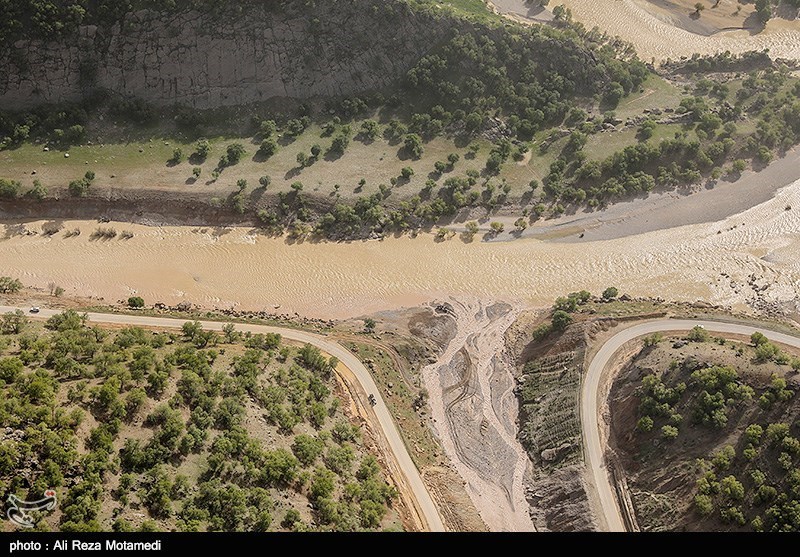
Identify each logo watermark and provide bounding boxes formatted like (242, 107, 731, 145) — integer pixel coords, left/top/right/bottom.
(6, 490, 57, 528)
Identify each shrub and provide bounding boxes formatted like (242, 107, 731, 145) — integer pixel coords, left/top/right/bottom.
(194, 140, 211, 160)
(602, 287, 619, 300)
(128, 296, 145, 308)
(0, 178, 21, 199)
(686, 326, 709, 342)
(219, 143, 246, 167)
(258, 138, 278, 158)
(0, 277, 23, 294)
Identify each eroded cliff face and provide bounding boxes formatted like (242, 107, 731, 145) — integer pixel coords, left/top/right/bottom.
(0, 1, 446, 109)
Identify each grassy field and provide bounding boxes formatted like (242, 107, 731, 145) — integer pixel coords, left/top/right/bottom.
(0, 72, 695, 207)
(614, 74, 685, 121)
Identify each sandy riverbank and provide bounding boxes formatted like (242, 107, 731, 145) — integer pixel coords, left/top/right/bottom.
(489, 0, 800, 62)
(3, 173, 800, 320)
(522, 147, 800, 243)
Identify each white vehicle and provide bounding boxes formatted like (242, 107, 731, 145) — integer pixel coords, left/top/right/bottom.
(29, 306, 40, 313)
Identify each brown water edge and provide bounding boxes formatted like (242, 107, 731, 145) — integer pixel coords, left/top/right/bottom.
(3, 173, 800, 321)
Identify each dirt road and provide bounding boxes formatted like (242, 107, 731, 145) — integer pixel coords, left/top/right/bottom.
(0, 305, 445, 532)
(583, 318, 800, 531)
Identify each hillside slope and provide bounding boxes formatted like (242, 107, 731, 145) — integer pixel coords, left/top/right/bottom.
(0, 0, 447, 109)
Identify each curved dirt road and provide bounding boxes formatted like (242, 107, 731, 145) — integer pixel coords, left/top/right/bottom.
(583, 318, 800, 531)
(0, 305, 445, 532)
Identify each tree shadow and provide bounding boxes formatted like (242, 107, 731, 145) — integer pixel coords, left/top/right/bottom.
(249, 187, 266, 203)
(743, 12, 766, 35)
(355, 133, 376, 145)
(453, 134, 473, 149)
(252, 151, 273, 163)
(323, 150, 345, 162)
(284, 167, 302, 180)
(396, 147, 416, 161)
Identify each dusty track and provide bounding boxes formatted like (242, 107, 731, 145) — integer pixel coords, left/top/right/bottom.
(582, 318, 800, 531)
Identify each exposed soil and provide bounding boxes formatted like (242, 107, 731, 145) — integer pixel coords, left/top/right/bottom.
(511, 315, 600, 531)
(419, 298, 535, 531)
(608, 336, 800, 531)
(337, 306, 488, 532)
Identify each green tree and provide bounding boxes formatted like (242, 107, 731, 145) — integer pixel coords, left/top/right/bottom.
(489, 221, 504, 235)
(0, 277, 23, 294)
(329, 134, 350, 156)
(194, 140, 211, 160)
(127, 296, 145, 308)
(694, 493, 714, 516)
(552, 310, 573, 331)
(292, 434, 324, 467)
(259, 120, 277, 138)
(687, 326, 709, 342)
(262, 449, 299, 486)
(1, 310, 28, 334)
(360, 120, 380, 140)
(464, 221, 479, 240)
(220, 143, 246, 167)
(601, 287, 619, 300)
(28, 179, 47, 201)
(0, 179, 21, 199)
(661, 425, 679, 440)
(258, 138, 278, 158)
(720, 475, 744, 501)
(404, 134, 424, 159)
(636, 416, 654, 432)
(310, 467, 336, 500)
(603, 82, 625, 108)
(751, 332, 769, 346)
(170, 148, 184, 164)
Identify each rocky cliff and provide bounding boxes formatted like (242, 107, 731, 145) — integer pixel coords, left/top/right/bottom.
(0, 0, 447, 109)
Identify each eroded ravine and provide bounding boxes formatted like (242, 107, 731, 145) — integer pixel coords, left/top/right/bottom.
(421, 299, 535, 531)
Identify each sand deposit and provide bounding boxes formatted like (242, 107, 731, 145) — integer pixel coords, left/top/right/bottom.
(490, 0, 800, 62)
(3, 177, 800, 319)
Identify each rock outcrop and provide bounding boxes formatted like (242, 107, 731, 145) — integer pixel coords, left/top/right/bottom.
(0, 0, 447, 109)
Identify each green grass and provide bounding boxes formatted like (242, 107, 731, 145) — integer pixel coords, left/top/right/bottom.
(614, 74, 685, 121)
(437, 0, 497, 20)
(584, 123, 688, 162)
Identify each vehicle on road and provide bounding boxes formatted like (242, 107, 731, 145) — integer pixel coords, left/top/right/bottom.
(368, 394, 377, 406)
(29, 307, 40, 313)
